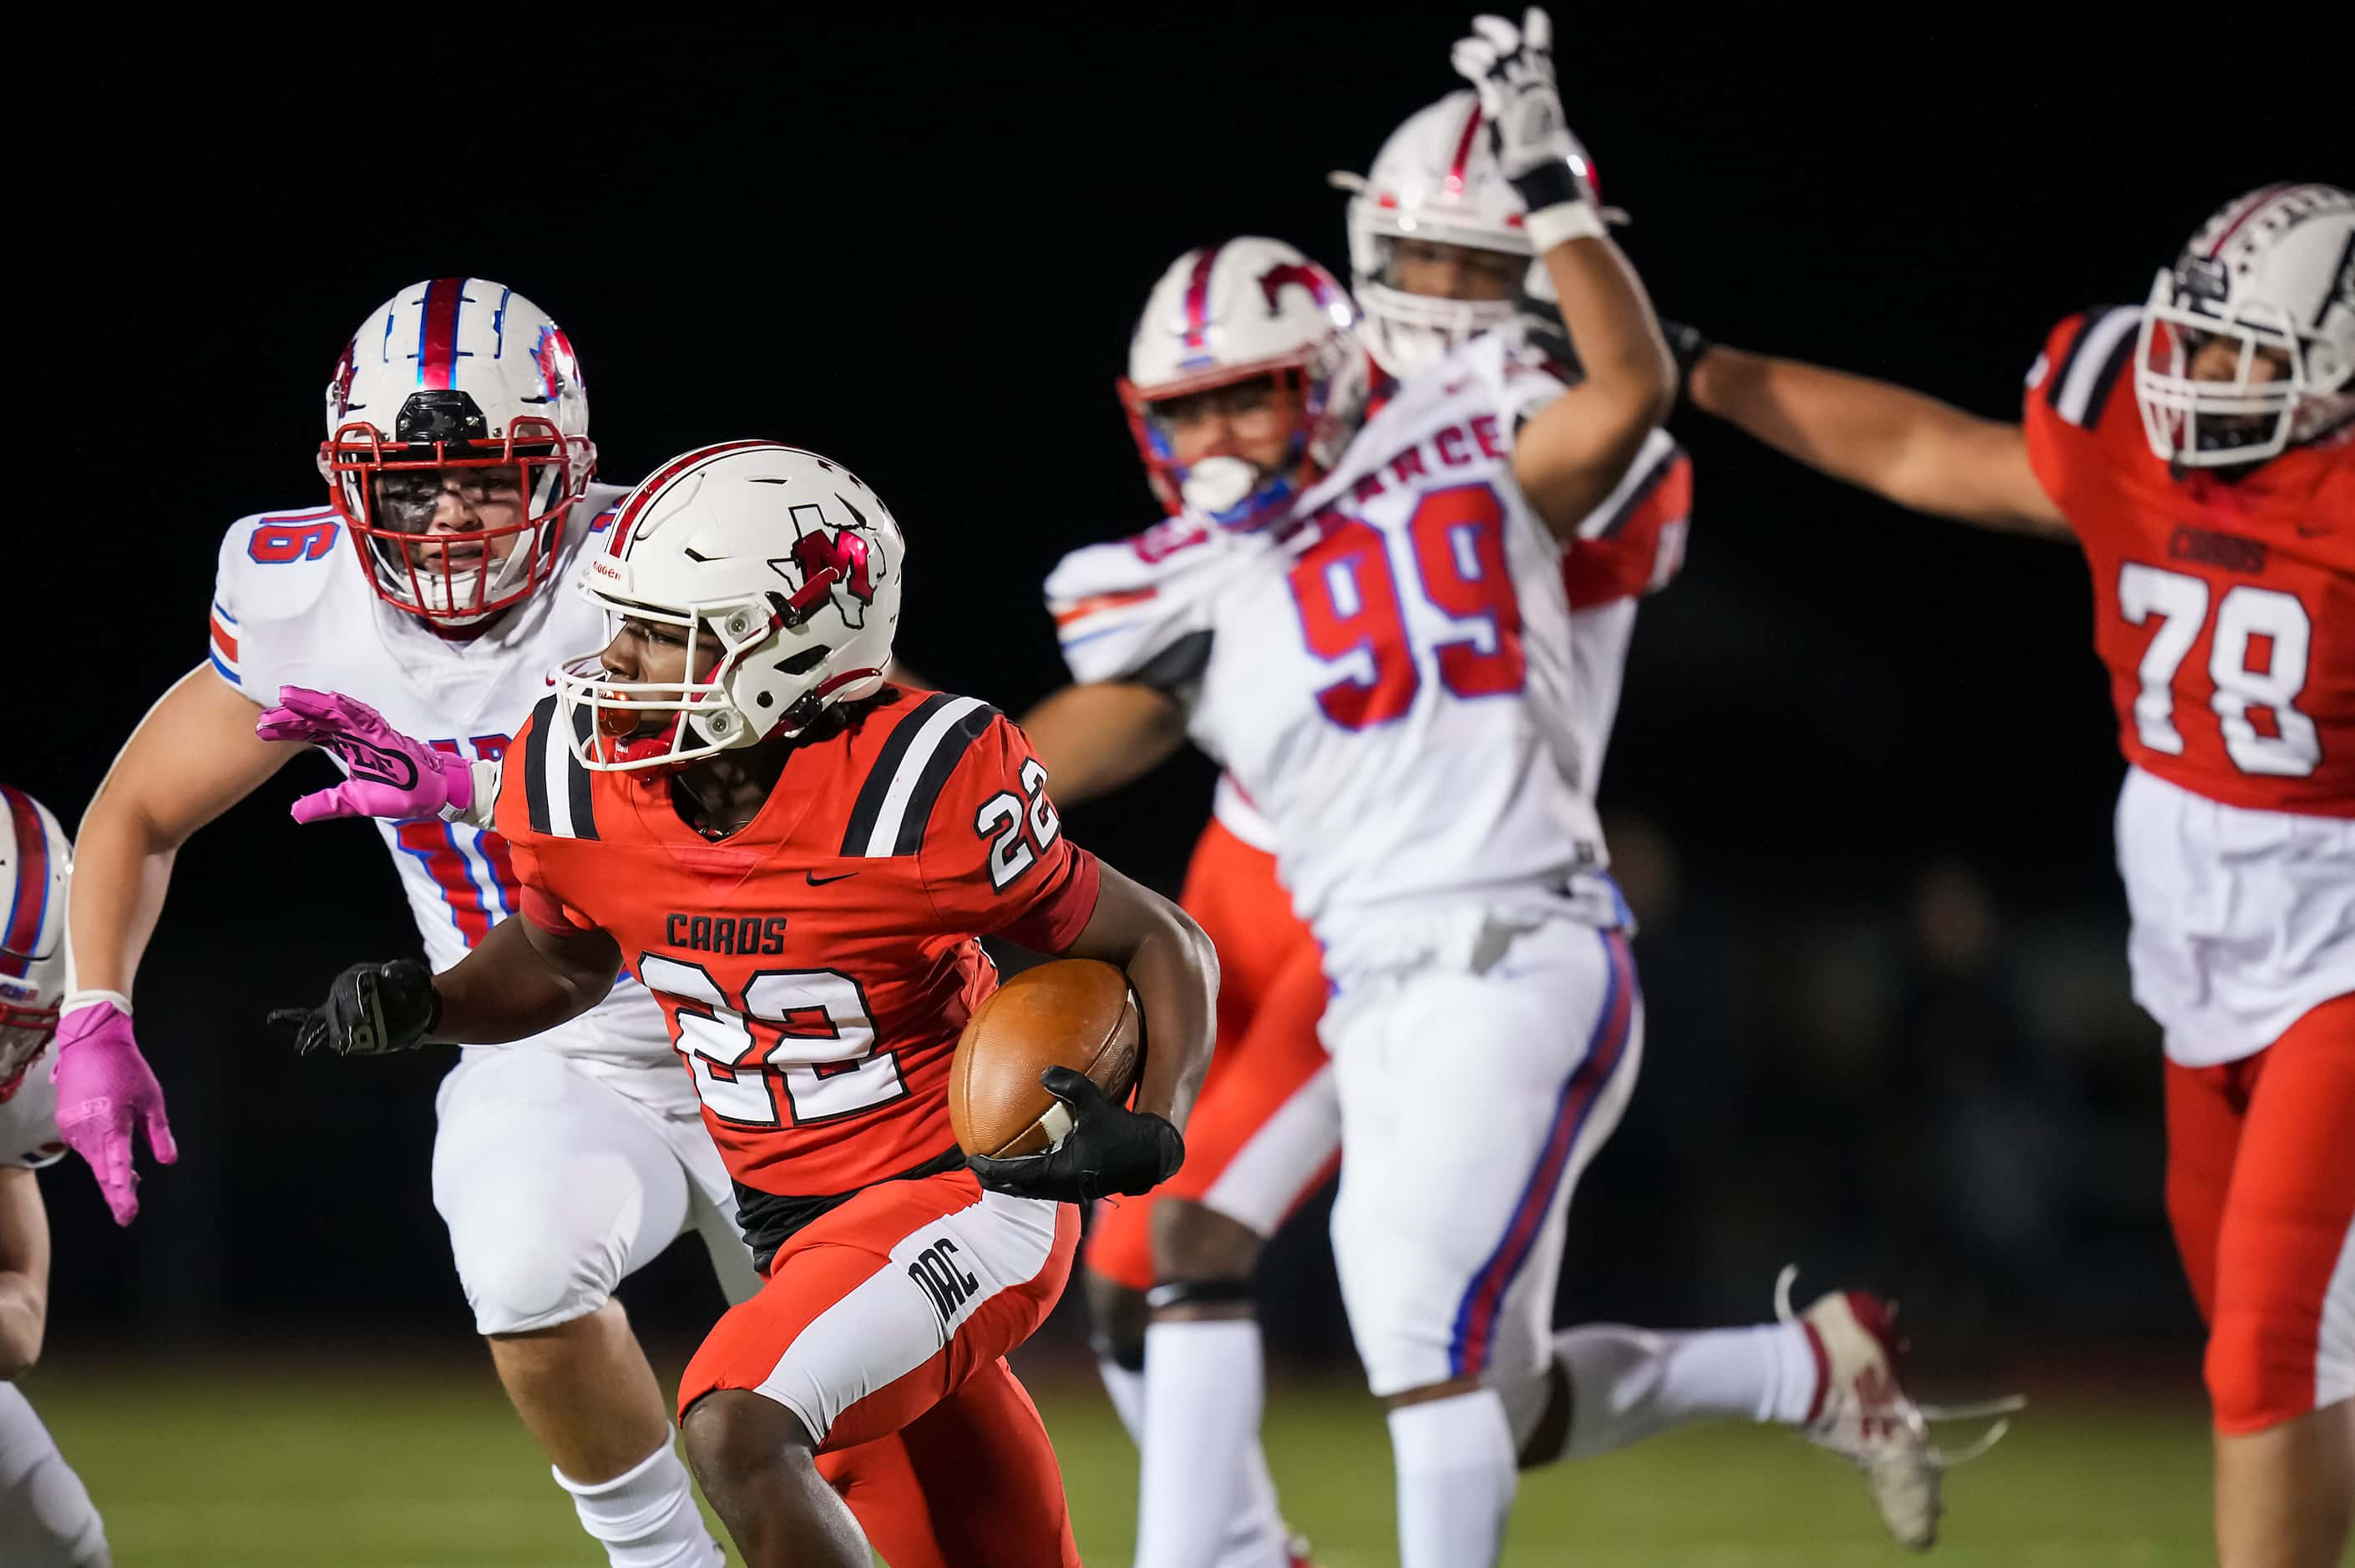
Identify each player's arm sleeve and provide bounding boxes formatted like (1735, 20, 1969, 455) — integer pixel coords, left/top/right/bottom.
(1044, 534, 1219, 695)
(1561, 432, 1694, 609)
(207, 523, 251, 691)
(489, 715, 598, 937)
(918, 713, 1103, 952)
(2020, 308, 2140, 524)
(1492, 323, 1581, 439)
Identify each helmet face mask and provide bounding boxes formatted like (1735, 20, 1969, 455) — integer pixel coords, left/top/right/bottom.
(2132, 184, 2355, 470)
(556, 443, 902, 774)
(562, 592, 780, 770)
(1335, 90, 1603, 382)
(325, 414, 579, 623)
(319, 280, 595, 627)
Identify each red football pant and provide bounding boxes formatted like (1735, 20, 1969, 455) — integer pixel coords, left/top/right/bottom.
(681, 1170, 1080, 1550)
(2165, 992, 2355, 1434)
(817, 1358, 1081, 1568)
(1086, 817, 1336, 1292)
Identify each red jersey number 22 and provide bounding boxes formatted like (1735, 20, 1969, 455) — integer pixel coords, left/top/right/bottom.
(636, 957, 907, 1127)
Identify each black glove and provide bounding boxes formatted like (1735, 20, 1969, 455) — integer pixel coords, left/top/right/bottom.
(966, 1066, 1183, 1204)
(1660, 319, 1711, 396)
(268, 959, 439, 1058)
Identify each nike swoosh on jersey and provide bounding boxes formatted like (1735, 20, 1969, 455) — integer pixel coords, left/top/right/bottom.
(805, 870, 857, 886)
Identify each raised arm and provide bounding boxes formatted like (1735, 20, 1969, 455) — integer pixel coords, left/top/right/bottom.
(1454, 9, 1675, 537)
(1016, 682, 1189, 810)
(1686, 343, 2070, 539)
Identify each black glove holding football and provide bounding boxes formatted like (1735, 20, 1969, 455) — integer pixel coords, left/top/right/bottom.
(268, 959, 439, 1058)
(966, 1066, 1184, 1204)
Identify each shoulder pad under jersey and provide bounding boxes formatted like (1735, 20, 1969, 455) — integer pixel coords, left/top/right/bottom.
(1044, 515, 1254, 690)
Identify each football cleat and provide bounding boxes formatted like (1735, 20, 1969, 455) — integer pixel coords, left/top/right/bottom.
(1775, 1266, 2023, 1551)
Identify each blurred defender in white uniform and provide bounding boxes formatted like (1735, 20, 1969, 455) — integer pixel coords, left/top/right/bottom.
(63, 282, 754, 1568)
(1, 789, 110, 1566)
(1043, 14, 1993, 1565)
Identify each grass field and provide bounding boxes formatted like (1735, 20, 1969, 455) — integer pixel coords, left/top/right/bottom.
(30, 1353, 2216, 1566)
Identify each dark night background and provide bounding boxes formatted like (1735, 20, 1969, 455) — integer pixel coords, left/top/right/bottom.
(24, 13, 2340, 1389)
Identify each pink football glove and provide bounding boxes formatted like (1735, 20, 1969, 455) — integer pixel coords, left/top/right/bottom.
(255, 686, 476, 824)
(52, 1001, 177, 1227)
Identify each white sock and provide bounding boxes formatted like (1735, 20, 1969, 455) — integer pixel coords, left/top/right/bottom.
(1097, 1353, 1147, 1447)
(1217, 1437, 1292, 1568)
(555, 1439, 724, 1568)
(0, 1383, 111, 1567)
(1137, 1318, 1290, 1568)
(1113, 1341, 1290, 1568)
(1549, 1321, 1819, 1459)
(1387, 1388, 1517, 1568)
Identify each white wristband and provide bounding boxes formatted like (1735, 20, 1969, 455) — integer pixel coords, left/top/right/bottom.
(1524, 200, 1607, 254)
(63, 989, 134, 1019)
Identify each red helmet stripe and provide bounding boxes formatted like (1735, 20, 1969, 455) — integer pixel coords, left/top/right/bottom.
(2206, 184, 2298, 259)
(0, 786, 48, 978)
(1445, 101, 1484, 196)
(417, 277, 465, 392)
(1181, 245, 1223, 355)
(608, 439, 783, 559)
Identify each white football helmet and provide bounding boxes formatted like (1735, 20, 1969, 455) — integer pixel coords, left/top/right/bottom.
(0, 786, 69, 1100)
(321, 279, 598, 625)
(2135, 183, 2354, 468)
(1119, 237, 1366, 530)
(559, 442, 904, 772)
(1330, 89, 1605, 381)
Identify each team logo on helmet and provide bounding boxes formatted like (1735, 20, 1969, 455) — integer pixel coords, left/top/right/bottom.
(1259, 261, 1346, 316)
(528, 324, 580, 405)
(773, 503, 879, 628)
(328, 338, 362, 419)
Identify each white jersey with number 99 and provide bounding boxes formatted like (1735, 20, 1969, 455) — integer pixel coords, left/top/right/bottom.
(1190, 324, 1630, 960)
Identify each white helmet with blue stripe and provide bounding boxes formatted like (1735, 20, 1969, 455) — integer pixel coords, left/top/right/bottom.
(318, 279, 599, 625)
(1118, 237, 1366, 532)
(0, 786, 69, 1099)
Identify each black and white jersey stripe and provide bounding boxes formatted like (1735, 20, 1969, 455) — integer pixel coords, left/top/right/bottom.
(523, 695, 600, 841)
(2043, 306, 2140, 430)
(838, 694, 1003, 858)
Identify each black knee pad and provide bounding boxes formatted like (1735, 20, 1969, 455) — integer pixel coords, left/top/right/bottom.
(1145, 1277, 1258, 1314)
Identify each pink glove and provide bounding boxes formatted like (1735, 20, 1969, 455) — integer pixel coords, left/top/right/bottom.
(255, 686, 476, 825)
(52, 1001, 177, 1227)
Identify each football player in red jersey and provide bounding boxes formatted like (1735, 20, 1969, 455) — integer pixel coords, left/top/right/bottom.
(264, 442, 1220, 1568)
(1684, 183, 2353, 1568)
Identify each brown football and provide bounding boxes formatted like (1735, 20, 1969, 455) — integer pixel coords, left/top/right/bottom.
(949, 959, 1142, 1159)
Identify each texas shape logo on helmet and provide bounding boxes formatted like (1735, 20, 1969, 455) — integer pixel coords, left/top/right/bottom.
(775, 503, 879, 629)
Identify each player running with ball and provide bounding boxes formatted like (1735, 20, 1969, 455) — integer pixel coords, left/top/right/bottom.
(263, 442, 1218, 1568)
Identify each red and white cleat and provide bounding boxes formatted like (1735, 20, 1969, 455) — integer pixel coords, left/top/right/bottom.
(1284, 1535, 1319, 1568)
(1776, 1267, 2022, 1551)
